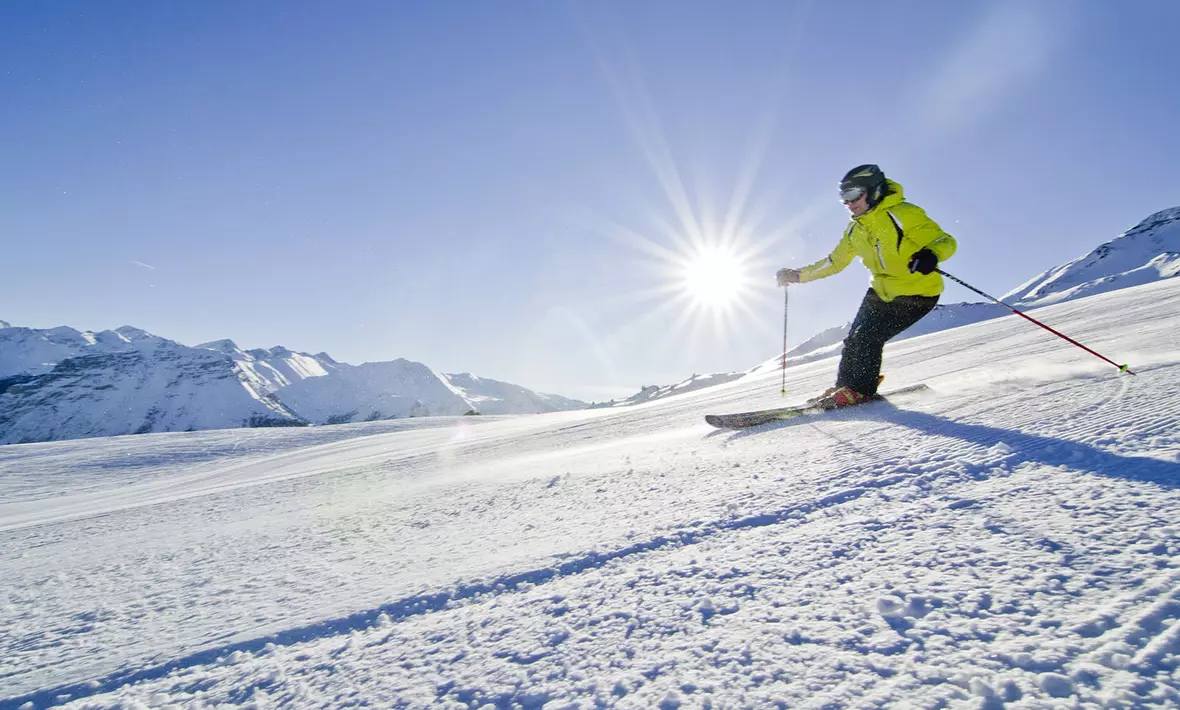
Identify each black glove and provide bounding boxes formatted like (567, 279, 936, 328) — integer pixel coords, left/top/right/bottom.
(776, 268, 802, 286)
(908, 248, 938, 275)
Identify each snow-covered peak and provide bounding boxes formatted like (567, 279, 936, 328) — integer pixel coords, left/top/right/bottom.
(114, 325, 158, 342)
(261, 348, 335, 381)
(40, 325, 91, 345)
(1127, 205, 1180, 234)
(196, 344, 334, 396)
(592, 371, 745, 408)
(279, 358, 471, 423)
(89, 330, 124, 346)
(0, 319, 11, 329)
(442, 372, 587, 414)
(0, 325, 134, 378)
(197, 339, 241, 354)
(1002, 205, 1180, 307)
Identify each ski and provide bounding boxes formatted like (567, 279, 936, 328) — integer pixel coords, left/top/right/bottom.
(704, 384, 930, 429)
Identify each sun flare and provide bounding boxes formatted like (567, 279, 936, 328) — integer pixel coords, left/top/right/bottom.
(681, 243, 749, 310)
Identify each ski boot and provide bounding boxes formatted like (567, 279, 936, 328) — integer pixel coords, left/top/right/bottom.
(809, 375, 884, 407)
(816, 386, 873, 410)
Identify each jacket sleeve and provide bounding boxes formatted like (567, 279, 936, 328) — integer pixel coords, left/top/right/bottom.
(798, 224, 858, 283)
(896, 203, 956, 262)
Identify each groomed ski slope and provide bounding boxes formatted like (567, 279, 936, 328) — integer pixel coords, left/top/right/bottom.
(3, 278, 1180, 709)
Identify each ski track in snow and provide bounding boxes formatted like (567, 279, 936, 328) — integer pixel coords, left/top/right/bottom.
(3, 280, 1180, 709)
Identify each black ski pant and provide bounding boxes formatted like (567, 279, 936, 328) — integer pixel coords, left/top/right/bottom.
(836, 288, 938, 396)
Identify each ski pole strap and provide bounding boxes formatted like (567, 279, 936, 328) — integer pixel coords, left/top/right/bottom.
(935, 268, 1134, 376)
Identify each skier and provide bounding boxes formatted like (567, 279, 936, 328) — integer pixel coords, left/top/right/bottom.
(776, 164, 957, 408)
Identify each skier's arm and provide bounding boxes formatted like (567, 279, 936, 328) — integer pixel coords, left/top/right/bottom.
(896, 204, 956, 263)
(798, 226, 857, 283)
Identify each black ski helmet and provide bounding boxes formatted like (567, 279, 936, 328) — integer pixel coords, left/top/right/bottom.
(839, 164, 887, 206)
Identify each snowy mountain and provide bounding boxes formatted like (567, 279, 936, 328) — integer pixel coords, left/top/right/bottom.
(279, 359, 473, 424)
(1002, 206, 1180, 306)
(0, 324, 140, 378)
(3, 277, 1177, 709)
(0, 330, 302, 445)
(591, 371, 746, 408)
(775, 205, 1180, 366)
(441, 372, 588, 415)
(0, 326, 587, 444)
(198, 339, 342, 392)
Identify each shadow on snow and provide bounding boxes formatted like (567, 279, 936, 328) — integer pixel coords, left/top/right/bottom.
(722, 398, 1180, 489)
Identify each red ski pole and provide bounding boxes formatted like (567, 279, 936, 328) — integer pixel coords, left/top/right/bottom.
(936, 268, 1134, 375)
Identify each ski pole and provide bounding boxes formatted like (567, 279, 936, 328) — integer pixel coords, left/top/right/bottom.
(936, 268, 1134, 375)
(780, 286, 789, 394)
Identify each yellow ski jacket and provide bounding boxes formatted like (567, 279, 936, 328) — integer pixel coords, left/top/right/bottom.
(798, 180, 957, 301)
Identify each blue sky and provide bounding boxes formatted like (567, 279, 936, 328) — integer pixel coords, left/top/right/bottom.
(2, 1, 1178, 402)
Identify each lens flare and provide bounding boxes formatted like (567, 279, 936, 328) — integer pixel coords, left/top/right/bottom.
(681, 242, 750, 311)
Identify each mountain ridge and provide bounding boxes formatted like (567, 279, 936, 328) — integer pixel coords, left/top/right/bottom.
(0, 326, 587, 445)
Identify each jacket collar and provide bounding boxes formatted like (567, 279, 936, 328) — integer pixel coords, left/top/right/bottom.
(856, 179, 905, 221)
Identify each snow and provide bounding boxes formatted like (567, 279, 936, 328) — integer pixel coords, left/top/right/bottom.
(3, 278, 1180, 709)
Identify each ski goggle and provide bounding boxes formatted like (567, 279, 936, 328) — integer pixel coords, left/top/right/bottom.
(839, 186, 866, 203)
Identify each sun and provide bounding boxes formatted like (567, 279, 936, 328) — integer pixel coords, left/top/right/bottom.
(681, 243, 750, 310)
